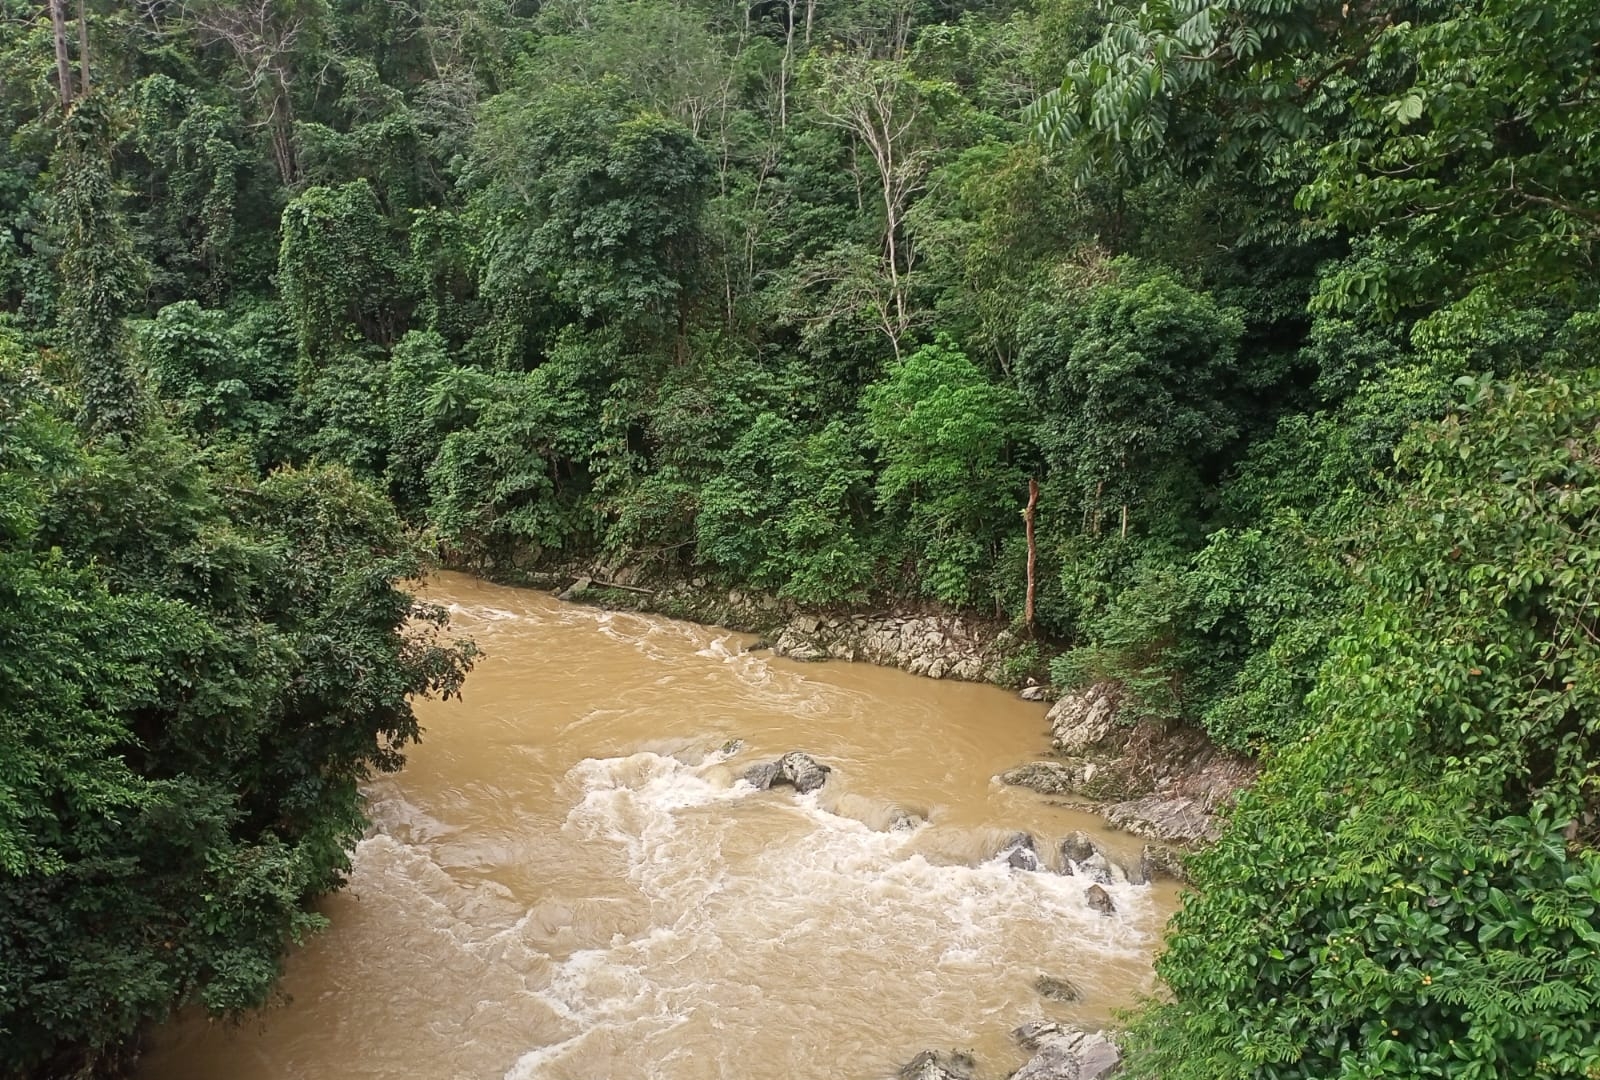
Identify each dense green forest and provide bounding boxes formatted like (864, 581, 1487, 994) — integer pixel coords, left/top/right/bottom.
(2, 0, 1598, 1074)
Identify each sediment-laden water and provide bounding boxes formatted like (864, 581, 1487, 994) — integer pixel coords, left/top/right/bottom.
(140, 573, 1175, 1080)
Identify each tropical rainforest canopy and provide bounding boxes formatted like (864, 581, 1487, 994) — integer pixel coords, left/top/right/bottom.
(1, 0, 1597, 1075)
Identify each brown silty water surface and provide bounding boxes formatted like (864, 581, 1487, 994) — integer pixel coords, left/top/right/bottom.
(140, 572, 1179, 1080)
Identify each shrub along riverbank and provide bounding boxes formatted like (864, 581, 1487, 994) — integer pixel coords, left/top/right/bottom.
(3, 0, 1599, 1074)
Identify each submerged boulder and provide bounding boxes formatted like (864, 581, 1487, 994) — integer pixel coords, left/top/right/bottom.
(1033, 975, 1081, 1003)
(897, 1049, 976, 1080)
(742, 751, 832, 794)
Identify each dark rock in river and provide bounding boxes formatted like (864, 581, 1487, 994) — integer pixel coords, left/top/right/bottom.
(897, 1049, 975, 1080)
(742, 751, 832, 794)
(1033, 975, 1081, 1002)
(1083, 884, 1116, 916)
(999, 832, 1041, 871)
(742, 761, 782, 789)
(1057, 832, 1123, 885)
(1058, 831, 1098, 865)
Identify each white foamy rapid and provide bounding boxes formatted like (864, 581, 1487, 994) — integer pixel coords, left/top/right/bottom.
(139, 575, 1174, 1080)
(502, 748, 1158, 1080)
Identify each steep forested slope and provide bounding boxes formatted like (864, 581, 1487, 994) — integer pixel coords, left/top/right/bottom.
(2, 0, 1598, 1074)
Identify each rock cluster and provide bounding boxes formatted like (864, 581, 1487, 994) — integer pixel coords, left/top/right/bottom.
(770, 612, 997, 681)
(1001, 682, 1255, 851)
(1045, 684, 1120, 754)
(742, 751, 832, 794)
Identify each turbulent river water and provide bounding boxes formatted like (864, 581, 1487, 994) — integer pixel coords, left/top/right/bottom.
(140, 573, 1177, 1080)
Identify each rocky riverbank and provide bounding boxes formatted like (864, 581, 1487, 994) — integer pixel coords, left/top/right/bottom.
(503, 566, 1254, 851)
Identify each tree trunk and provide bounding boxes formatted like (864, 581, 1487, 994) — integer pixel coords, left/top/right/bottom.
(75, 0, 90, 97)
(50, 0, 73, 109)
(1023, 478, 1039, 633)
(267, 84, 298, 186)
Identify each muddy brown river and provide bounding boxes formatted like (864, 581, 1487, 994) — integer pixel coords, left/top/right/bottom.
(140, 573, 1176, 1080)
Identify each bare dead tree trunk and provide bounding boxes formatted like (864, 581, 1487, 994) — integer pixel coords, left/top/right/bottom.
(811, 54, 929, 358)
(779, 0, 797, 129)
(75, 0, 90, 96)
(51, 0, 73, 108)
(266, 77, 298, 185)
(1024, 478, 1039, 633)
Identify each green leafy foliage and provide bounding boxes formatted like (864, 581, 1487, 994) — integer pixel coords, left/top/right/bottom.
(863, 337, 1025, 605)
(0, 340, 472, 1074)
(1016, 264, 1245, 528)
(8, 0, 1600, 1069)
(1123, 373, 1600, 1080)
(695, 413, 874, 605)
(468, 79, 711, 347)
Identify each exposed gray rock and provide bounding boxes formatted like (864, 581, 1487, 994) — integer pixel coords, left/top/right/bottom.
(1084, 884, 1116, 916)
(1032, 974, 1081, 1002)
(897, 1049, 975, 1080)
(1077, 1038, 1122, 1080)
(1009, 1029, 1123, 1080)
(1012, 1038, 1079, 1080)
(1046, 684, 1119, 754)
(777, 751, 831, 793)
(773, 629, 829, 662)
(742, 761, 782, 790)
(717, 738, 745, 757)
(557, 575, 592, 601)
(1020, 684, 1050, 701)
(762, 609, 1001, 685)
(1000, 832, 1041, 871)
(1000, 761, 1085, 796)
(741, 752, 832, 794)
(1012, 1020, 1064, 1050)
(1104, 794, 1219, 844)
